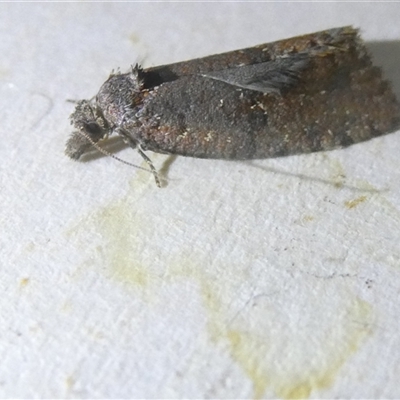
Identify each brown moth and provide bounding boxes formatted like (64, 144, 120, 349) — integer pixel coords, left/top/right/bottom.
(66, 27, 400, 187)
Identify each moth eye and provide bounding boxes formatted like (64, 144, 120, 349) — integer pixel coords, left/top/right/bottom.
(82, 121, 106, 141)
(84, 121, 102, 134)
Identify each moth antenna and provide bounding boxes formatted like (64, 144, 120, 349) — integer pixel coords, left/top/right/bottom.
(67, 95, 96, 104)
(76, 130, 162, 187)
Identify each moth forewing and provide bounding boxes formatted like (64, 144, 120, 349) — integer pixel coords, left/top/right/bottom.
(67, 27, 400, 186)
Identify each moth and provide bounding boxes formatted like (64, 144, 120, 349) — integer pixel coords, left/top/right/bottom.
(66, 26, 400, 187)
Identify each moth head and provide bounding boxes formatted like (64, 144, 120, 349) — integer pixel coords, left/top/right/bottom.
(66, 65, 146, 160)
(65, 100, 110, 160)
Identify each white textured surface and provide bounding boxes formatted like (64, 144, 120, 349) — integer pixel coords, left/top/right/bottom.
(1, 3, 400, 399)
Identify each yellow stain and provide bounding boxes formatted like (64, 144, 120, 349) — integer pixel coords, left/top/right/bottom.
(278, 298, 372, 399)
(97, 203, 150, 288)
(226, 330, 269, 399)
(129, 33, 140, 44)
(74, 183, 375, 400)
(19, 277, 30, 287)
(196, 283, 373, 400)
(327, 157, 346, 188)
(344, 195, 367, 209)
(65, 375, 75, 391)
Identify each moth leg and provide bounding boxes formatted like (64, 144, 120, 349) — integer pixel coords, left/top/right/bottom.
(137, 145, 161, 188)
(116, 128, 161, 187)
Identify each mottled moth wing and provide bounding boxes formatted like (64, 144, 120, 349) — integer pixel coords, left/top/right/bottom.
(134, 27, 400, 160)
(200, 54, 310, 94)
(67, 26, 400, 186)
(144, 26, 357, 85)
